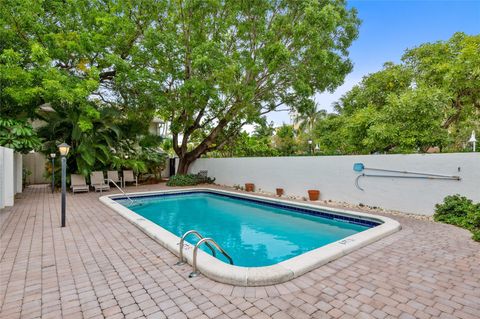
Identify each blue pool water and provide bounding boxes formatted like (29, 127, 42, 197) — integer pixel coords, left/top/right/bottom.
(118, 192, 376, 267)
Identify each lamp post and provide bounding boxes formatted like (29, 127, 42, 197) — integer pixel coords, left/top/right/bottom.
(468, 130, 477, 152)
(58, 143, 70, 227)
(307, 139, 313, 155)
(50, 153, 56, 193)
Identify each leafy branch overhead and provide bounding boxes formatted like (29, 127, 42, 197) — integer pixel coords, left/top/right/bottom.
(138, 0, 360, 172)
(1, 0, 359, 173)
(0, 119, 42, 153)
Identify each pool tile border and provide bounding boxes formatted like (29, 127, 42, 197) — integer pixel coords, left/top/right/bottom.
(113, 190, 380, 227)
(100, 188, 401, 286)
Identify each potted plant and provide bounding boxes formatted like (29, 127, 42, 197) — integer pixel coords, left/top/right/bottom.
(276, 188, 284, 197)
(245, 183, 255, 192)
(308, 190, 320, 201)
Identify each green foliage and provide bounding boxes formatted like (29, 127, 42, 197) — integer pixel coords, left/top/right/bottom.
(211, 120, 278, 157)
(434, 195, 480, 242)
(274, 124, 298, 156)
(0, 118, 42, 153)
(2, 0, 358, 172)
(1, 0, 164, 175)
(146, 0, 360, 172)
(166, 174, 215, 187)
(315, 33, 480, 154)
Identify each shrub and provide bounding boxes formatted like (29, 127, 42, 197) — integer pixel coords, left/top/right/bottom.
(166, 174, 215, 187)
(434, 195, 480, 242)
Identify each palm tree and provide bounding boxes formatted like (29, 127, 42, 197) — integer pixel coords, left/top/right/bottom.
(293, 102, 327, 135)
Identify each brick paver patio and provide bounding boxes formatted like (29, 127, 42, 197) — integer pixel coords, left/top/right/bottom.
(1, 184, 479, 319)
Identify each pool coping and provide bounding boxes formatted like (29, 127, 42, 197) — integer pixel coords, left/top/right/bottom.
(99, 188, 401, 286)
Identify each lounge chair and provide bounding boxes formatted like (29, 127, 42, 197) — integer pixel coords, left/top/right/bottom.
(90, 171, 110, 192)
(123, 170, 137, 188)
(70, 174, 89, 194)
(107, 171, 122, 187)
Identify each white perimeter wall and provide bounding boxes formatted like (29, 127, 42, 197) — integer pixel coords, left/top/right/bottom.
(0, 146, 23, 209)
(190, 153, 480, 215)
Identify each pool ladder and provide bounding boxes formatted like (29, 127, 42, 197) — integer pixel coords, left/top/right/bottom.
(176, 230, 234, 278)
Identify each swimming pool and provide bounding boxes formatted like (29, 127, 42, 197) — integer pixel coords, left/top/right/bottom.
(101, 188, 400, 286)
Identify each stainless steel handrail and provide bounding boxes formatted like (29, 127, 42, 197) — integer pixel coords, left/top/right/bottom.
(176, 230, 216, 266)
(106, 178, 137, 205)
(189, 238, 234, 278)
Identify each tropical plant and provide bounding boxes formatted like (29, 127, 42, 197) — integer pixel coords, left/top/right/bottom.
(0, 118, 42, 153)
(36, 105, 120, 176)
(293, 102, 327, 134)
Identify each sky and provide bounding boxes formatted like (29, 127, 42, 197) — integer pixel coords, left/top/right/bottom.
(266, 0, 480, 127)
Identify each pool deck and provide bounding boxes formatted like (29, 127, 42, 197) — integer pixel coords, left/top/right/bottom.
(1, 184, 479, 319)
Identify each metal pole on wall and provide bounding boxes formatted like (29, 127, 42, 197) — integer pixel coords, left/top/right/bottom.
(58, 143, 70, 227)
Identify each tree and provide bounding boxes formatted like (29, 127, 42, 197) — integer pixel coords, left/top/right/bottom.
(314, 33, 480, 154)
(1, 0, 164, 174)
(212, 120, 278, 157)
(293, 101, 327, 134)
(139, 0, 359, 173)
(273, 124, 297, 155)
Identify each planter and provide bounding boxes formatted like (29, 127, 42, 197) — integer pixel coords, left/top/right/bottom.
(276, 188, 284, 197)
(307, 190, 320, 201)
(245, 183, 255, 192)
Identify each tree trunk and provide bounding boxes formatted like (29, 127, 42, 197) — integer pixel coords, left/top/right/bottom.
(176, 156, 194, 175)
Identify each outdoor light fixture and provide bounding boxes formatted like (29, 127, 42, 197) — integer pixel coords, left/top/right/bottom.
(308, 139, 313, 155)
(50, 153, 56, 194)
(468, 130, 476, 152)
(58, 143, 70, 156)
(57, 143, 70, 227)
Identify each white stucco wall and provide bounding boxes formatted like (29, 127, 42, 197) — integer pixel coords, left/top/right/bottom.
(0, 146, 15, 208)
(189, 153, 480, 215)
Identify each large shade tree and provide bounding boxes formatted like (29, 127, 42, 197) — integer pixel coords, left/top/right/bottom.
(134, 0, 360, 173)
(2, 0, 359, 173)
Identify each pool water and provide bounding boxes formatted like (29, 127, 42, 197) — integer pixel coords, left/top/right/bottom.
(119, 192, 372, 267)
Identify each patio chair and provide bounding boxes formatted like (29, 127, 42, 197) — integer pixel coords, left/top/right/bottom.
(107, 170, 122, 187)
(123, 170, 137, 188)
(70, 174, 89, 194)
(90, 171, 110, 192)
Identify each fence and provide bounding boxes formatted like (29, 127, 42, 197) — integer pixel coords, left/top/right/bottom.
(189, 153, 480, 215)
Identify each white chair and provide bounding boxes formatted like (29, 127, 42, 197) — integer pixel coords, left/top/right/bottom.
(107, 171, 122, 187)
(90, 171, 110, 192)
(70, 174, 89, 194)
(123, 170, 137, 188)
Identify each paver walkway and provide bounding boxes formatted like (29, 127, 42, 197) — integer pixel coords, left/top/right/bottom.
(0, 184, 479, 319)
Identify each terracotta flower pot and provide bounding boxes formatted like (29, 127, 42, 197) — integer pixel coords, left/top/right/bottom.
(308, 190, 320, 201)
(245, 183, 255, 192)
(276, 188, 284, 197)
